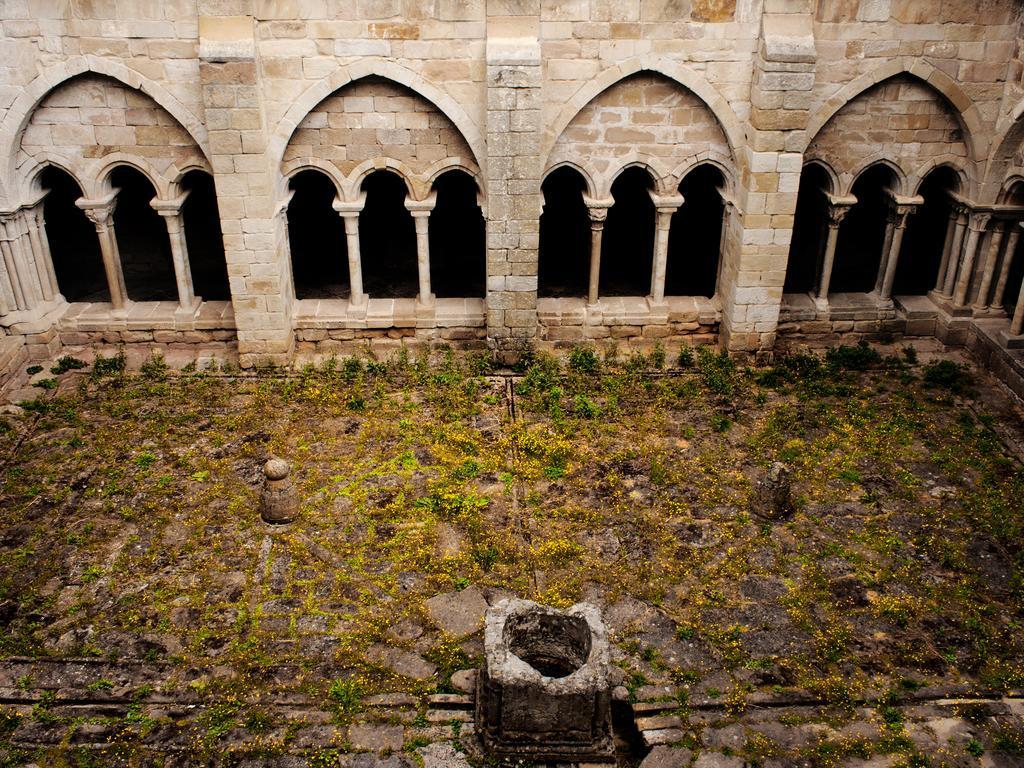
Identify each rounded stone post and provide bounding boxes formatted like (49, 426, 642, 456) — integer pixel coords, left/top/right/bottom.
(334, 195, 367, 307)
(260, 458, 298, 525)
(582, 196, 613, 306)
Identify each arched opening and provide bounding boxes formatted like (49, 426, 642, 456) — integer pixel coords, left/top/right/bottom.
(784, 163, 832, 294)
(359, 170, 417, 298)
(601, 166, 655, 297)
(893, 167, 960, 296)
(538, 167, 590, 298)
(109, 166, 177, 302)
(831, 164, 900, 294)
(287, 170, 348, 300)
(429, 170, 485, 298)
(180, 170, 230, 301)
(39, 166, 107, 303)
(666, 165, 725, 298)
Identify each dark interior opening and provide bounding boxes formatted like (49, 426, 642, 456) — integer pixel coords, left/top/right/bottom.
(110, 166, 177, 302)
(360, 170, 417, 298)
(831, 164, 899, 294)
(39, 166, 107, 303)
(181, 170, 230, 301)
(893, 166, 959, 296)
(784, 163, 831, 294)
(666, 164, 725, 298)
(601, 166, 655, 297)
(538, 166, 590, 298)
(429, 170, 485, 298)
(287, 169, 348, 300)
(504, 609, 592, 679)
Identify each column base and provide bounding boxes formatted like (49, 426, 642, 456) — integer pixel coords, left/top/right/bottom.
(174, 297, 202, 320)
(415, 296, 436, 328)
(347, 296, 368, 318)
(998, 329, 1024, 349)
(645, 297, 669, 324)
(930, 295, 973, 318)
(969, 306, 1008, 319)
(812, 295, 829, 313)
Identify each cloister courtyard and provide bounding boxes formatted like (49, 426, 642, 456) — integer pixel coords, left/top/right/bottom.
(0, 342, 1020, 767)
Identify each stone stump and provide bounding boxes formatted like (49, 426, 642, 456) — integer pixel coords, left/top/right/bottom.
(260, 458, 298, 524)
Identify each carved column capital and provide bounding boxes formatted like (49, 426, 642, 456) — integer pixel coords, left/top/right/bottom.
(968, 211, 992, 232)
(333, 193, 367, 221)
(827, 203, 852, 228)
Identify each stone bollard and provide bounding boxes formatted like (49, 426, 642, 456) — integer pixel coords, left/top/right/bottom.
(260, 458, 298, 525)
(476, 598, 614, 763)
(753, 461, 795, 520)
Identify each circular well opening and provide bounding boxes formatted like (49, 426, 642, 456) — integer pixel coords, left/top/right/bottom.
(504, 609, 592, 679)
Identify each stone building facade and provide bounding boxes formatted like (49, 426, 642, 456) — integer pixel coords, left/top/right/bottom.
(0, 0, 1023, 374)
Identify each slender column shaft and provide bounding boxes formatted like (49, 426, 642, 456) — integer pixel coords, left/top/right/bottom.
(650, 209, 675, 303)
(874, 212, 897, 294)
(0, 239, 25, 309)
(992, 223, 1021, 311)
(816, 203, 851, 301)
(412, 212, 432, 305)
(339, 212, 365, 305)
(34, 207, 60, 298)
(81, 202, 129, 309)
(973, 220, 1006, 311)
(880, 206, 914, 300)
(8, 221, 44, 306)
(588, 219, 604, 305)
(934, 210, 959, 292)
(1012, 279, 1024, 336)
(942, 210, 969, 297)
(404, 194, 437, 306)
(26, 208, 57, 301)
(954, 214, 991, 308)
(583, 198, 613, 306)
(157, 210, 198, 311)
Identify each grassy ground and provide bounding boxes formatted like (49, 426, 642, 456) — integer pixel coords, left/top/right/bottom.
(0, 343, 1022, 766)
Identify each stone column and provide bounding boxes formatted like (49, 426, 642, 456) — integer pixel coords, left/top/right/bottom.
(583, 196, 613, 306)
(152, 195, 201, 314)
(334, 195, 366, 307)
(941, 205, 969, 298)
(648, 192, 685, 305)
(972, 219, 1007, 311)
(877, 202, 918, 301)
(873, 209, 898, 296)
(5, 211, 49, 308)
(1011, 278, 1024, 337)
(934, 207, 959, 293)
(405, 193, 437, 306)
(78, 195, 129, 310)
(992, 221, 1022, 312)
(26, 203, 59, 302)
(953, 212, 991, 308)
(814, 197, 853, 310)
(0, 218, 27, 310)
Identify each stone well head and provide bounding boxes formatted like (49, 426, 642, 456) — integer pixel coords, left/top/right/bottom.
(476, 598, 614, 763)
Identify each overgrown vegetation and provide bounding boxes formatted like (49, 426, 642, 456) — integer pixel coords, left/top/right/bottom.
(0, 343, 1021, 764)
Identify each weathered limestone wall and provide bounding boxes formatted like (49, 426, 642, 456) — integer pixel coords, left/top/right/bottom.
(17, 74, 206, 196)
(547, 72, 732, 195)
(806, 75, 968, 192)
(284, 76, 477, 196)
(0, 0, 1022, 372)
